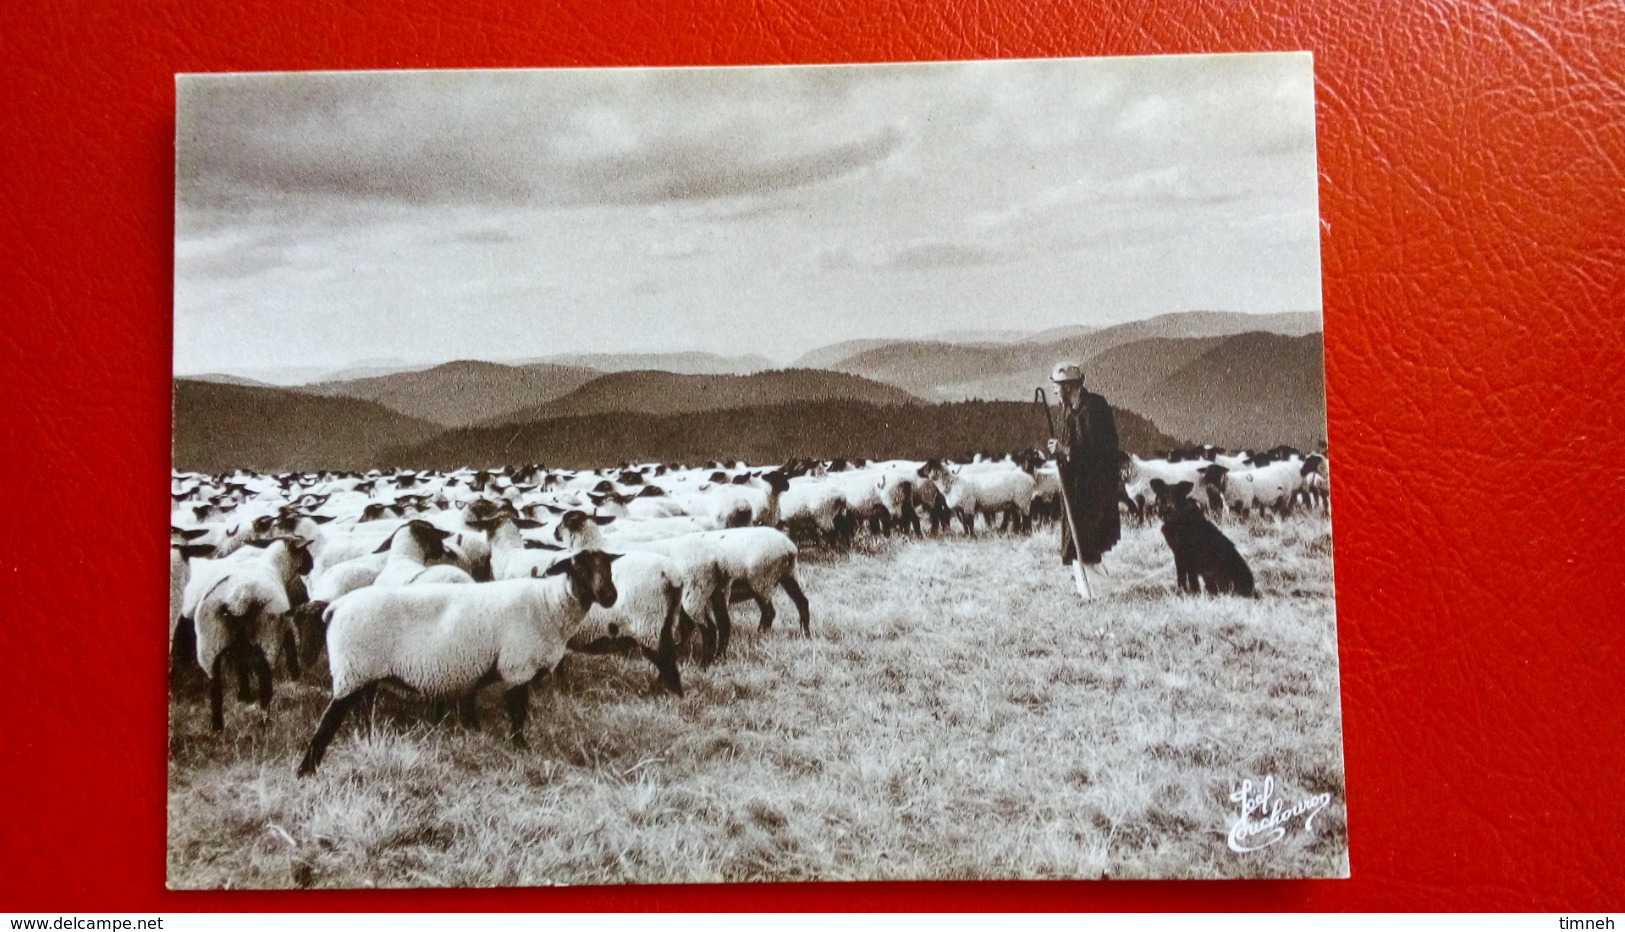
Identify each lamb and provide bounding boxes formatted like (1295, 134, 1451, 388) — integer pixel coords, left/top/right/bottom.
(295, 550, 622, 776)
(1156, 482, 1256, 597)
(182, 536, 314, 730)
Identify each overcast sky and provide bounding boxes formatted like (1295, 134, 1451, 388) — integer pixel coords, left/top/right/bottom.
(174, 54, 1321, 376)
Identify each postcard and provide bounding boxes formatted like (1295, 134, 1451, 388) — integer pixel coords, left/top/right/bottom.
(169, 53, 1345, 887)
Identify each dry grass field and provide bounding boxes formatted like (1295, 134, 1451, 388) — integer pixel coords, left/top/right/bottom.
(167, 514, 1346, 888)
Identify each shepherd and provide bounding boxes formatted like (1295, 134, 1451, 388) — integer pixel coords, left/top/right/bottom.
(1045, 362, 1122, 599)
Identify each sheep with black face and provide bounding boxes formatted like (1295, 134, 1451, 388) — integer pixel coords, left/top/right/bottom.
(296, 549, 621, 776)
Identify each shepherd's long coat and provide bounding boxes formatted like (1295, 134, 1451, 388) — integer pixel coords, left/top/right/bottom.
(1058, 390, 1122, 565)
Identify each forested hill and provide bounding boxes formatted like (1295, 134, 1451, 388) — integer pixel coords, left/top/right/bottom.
(381, 399, 1181, 471)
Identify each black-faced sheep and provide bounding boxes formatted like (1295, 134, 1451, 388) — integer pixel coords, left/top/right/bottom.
(552, 511, 734, 666)
(181, 536, 314, 730)
(295, 549, 622, 776)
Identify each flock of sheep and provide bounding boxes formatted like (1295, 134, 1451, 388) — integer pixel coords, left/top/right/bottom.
(168, 445, 1330, 775)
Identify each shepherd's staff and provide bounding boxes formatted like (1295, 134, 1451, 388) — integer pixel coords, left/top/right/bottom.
(1035, 387, 1094, 600)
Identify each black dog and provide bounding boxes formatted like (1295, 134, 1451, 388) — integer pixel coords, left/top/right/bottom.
(1150, 479, 1257, 597)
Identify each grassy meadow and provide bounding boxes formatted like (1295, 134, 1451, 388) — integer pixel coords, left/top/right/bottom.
(167, 514, 1347, 888)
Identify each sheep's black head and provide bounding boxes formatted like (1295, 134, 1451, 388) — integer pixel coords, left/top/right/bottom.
(462, 497, 504, 530)
(552, 510, 615, 544)
(173, 542, 216, 562)
(543, 549, 621, 608)
(245, 535, 315, 575)
(762, 470, 791, 493)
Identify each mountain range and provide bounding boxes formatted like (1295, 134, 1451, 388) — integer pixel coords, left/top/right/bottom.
(476, 368, 920, 427)
(512, 350, 775, 376)
(172, 310, 1329, 471)
(297, 360, 602, 428)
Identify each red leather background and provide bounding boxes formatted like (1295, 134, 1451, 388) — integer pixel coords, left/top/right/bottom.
(3, 0, 1622, 912)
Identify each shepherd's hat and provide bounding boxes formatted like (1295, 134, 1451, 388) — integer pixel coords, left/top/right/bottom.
(1050, 361, 1084, 384)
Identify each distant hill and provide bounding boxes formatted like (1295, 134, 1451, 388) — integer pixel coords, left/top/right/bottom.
(1019, 324, 1098, 344)
(177, 360, 439, 386)
(318, 360, 443, 382)
(172, 379, 441, 473)
(478, 368, 922, 427)
(829, 341, 1031, 399)
(296, 360, 602, 428)
(924, 328, 1039, 344)
(928, 336, 1233, 407)
(384, 399, 1180, 471)
(183, 373, 279, 389)
(520, 351, 775, 376)
(1054, 310, 1321, 359)
(1133, 332, 1328, 450)
(792, 338, 903, 369)
(823, 310, 1322, 391)
(794, 325, 1103, 370)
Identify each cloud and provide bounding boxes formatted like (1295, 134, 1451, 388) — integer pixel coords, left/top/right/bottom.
(818, 235, 1014, 271)
(178, 69, 905, 211)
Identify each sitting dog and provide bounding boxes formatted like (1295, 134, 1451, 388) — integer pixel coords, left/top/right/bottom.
(1150, 479, 1257, 597)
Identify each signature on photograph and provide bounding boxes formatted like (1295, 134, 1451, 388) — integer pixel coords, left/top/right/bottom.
(1227, 776, 1332, 853)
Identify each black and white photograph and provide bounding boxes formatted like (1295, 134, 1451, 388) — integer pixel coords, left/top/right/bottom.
(168, 54, 1347, 887)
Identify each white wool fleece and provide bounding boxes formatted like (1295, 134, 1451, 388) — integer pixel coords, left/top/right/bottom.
(323, 577, 589, 700)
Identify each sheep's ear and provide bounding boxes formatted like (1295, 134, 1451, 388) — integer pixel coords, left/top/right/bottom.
(542, 503, 566, 514)
(178, 543, 217, 561)
(513, 517, 544, 530)
(174, 526, 210, 541)
(592, 515, 616, 526)
(522, 540, 562, 551)
(372, 536, 395, 553)
(245, 538, 274, 549)
(541, 555, 574, 577)
(1149, 479, 1167, 493)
